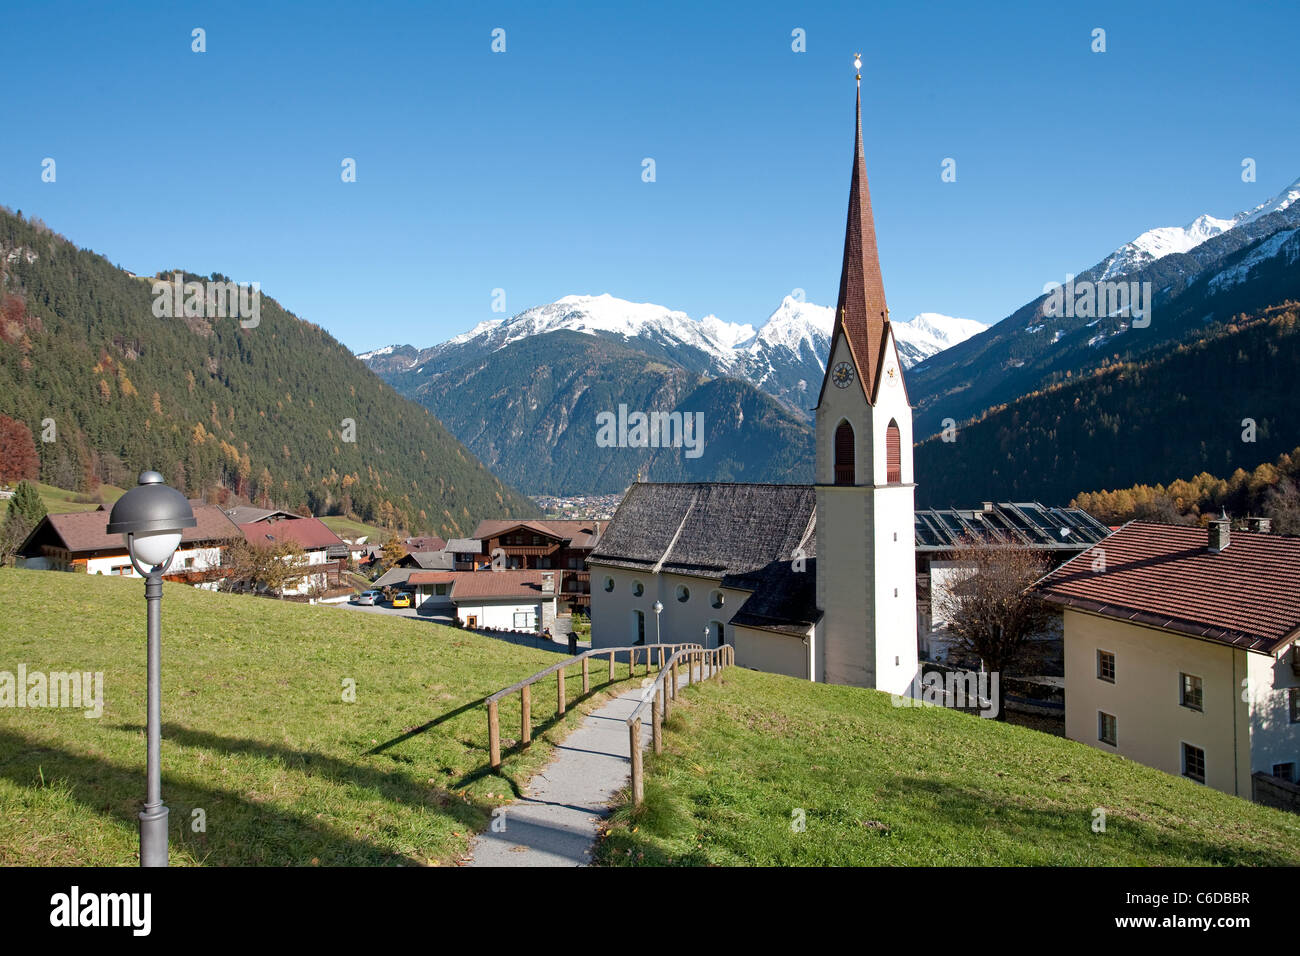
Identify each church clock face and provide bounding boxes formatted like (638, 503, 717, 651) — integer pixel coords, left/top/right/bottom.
(831, 362, 854, 389)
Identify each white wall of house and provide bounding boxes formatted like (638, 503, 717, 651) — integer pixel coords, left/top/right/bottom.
(457, 600, 543, 631)
(1245, 645, 1300, 778)
(411, 583, 454, 610)
(84, 545, 224, 577)
(1063, 608, 1253, 796)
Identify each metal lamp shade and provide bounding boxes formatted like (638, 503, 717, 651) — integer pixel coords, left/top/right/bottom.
(108, 472, 196, 568)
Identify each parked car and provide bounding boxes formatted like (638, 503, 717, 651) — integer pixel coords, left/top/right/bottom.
(354, 590, 380, 606)
(391, 592, 412, 608)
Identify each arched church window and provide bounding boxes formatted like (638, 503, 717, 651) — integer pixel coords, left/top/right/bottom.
(834, 421, 855, 485)
(886, 420, 901, 483)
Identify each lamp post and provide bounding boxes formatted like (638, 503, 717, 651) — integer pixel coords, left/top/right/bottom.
(107, 471, 195, 868)
(652, 600, 663, 648)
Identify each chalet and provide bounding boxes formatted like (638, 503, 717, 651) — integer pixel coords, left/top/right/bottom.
(470, 519, 603, 612)
(1034, 520, 1300, 803)
(237, 516, 349, 595)
(17, 504, 242, 584)
(445, 538, 484, 570)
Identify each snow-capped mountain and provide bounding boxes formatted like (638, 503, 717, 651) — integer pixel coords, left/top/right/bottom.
(359, 294, 986, 419)
(1096, 176, 1300, 280)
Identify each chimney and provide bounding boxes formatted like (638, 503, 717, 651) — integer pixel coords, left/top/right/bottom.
(1246, 516, 1272, 534)
(540, 571, 555, 594)
(982, 501, 994, 513)
(1208, 519, 1230, 553)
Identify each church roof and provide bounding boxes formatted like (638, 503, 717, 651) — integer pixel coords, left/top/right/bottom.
(821, 81, 894, 406)
(587, 482, 817, 579)
(724, 559, 821, 636)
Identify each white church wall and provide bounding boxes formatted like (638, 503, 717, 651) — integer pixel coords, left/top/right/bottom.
(732, 624, 813, 680)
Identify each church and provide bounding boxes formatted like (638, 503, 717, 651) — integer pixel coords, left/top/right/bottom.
(588, 65, 919, 695)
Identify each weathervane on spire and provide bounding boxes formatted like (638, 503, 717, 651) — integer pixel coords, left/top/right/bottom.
(854, 52, 862, 84)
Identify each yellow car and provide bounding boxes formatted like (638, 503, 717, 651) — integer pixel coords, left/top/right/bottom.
(391, 592, 412, 608)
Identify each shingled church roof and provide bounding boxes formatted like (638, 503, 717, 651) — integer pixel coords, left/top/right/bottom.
(588, 482, 816, 579)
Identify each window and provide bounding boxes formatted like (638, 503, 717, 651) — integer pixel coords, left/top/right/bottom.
(1273, 763, 1297, 783)
(1180, 673, 1203, 712)
(513, 611, 536, 629)
(632, 580, 644, 597)
(568, 557, 580, 569)
(833, 421, 854, 485)
(435, 583, 448, 596)
(710, 590, 724, 610)
(676, 585, 690, 603)
(1291, 687, 1299, 724)
(532, 535, 540, 545)
(1098, 712, 1117, 746)
(886, 420, 901, 483)
(1182, 743, 1206, 784)
(1096, 650, 1115, 683)
(603, 576, 614, 593)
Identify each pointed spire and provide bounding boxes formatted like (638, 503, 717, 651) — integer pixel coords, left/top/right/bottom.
(832, 55, 891, 399)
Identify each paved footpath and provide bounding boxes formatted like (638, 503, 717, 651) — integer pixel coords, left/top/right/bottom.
(464, 663, 702, 867)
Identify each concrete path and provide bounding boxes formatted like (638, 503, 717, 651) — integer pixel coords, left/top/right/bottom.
(464, 662, 703, 867)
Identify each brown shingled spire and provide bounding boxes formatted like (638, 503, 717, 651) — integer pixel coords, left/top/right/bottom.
(832, 75, 891, 399)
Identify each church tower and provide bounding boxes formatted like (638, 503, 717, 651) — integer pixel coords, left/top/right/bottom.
(813, 56, 918, 695)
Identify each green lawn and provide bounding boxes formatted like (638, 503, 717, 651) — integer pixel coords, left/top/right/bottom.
(597, 668, 1300, 866)
(318, 515, 391, 543)
(0, 567, 632, 866)
(28, 481, 126, 514)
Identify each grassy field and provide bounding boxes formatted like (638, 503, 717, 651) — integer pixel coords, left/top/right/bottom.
(597, 667, 1300, 866)
(28, 481, 126, 514)
(318, 515, 391, 543)
(0, 567, 632, 866)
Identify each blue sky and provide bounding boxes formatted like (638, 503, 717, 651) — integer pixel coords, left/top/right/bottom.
(3, 0, 1296, 351)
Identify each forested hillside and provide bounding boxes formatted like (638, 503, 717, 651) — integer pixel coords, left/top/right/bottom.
(0, 208, 537, 537)
(914, 302, 1300, 508)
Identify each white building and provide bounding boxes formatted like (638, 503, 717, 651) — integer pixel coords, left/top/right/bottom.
(1036, 519, 1300, 803)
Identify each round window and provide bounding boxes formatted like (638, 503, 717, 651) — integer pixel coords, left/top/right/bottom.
(710, 590, 724, 610)
(603, 576, 614, 593)
(632, 581, 644, 597)
(676, 585, 690, 603)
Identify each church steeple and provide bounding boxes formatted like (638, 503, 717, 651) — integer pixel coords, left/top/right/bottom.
(829, 55, 891, 402)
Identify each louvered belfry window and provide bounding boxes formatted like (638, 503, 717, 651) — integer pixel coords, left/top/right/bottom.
(834, 422, 855, 485)
(886, 421, 901, 483)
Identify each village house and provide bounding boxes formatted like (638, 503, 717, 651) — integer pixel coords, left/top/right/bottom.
(1033, 519, 1300, 806)
(17, 503, 241, 585)
(470, 519, 602, 614)
(237, 515, 349, 596)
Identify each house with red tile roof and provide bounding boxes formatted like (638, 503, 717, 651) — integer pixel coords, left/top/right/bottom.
(237, 516, 349, 596)
(17, 504, 241, 585)
(1034, 519, 1300, 802)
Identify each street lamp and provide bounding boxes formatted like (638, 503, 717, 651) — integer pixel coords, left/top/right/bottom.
(107, 470, 195, 868)
(652, 600, 663, 647)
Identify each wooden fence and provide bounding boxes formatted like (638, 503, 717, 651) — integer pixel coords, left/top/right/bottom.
(484, 642, 705, 770)
(625, 643, 733, 805)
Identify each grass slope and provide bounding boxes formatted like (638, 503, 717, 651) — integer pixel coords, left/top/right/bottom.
(32, 480, 125, 514)
(597, 668, 1300, 866)
(0, 568, 631, 866)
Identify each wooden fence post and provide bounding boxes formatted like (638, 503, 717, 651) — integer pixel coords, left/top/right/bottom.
(630, 647, 637, 678)
(521, 683, 531, 745)
(557, 667, 566, 716)
(582, 656, 590, 694)
(652, 689, 663, 754)
(630, 719, 644, 806)
(671, 658, 678, 699)
(609, 650, 615, 682)
(488, 700, 501, 769)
